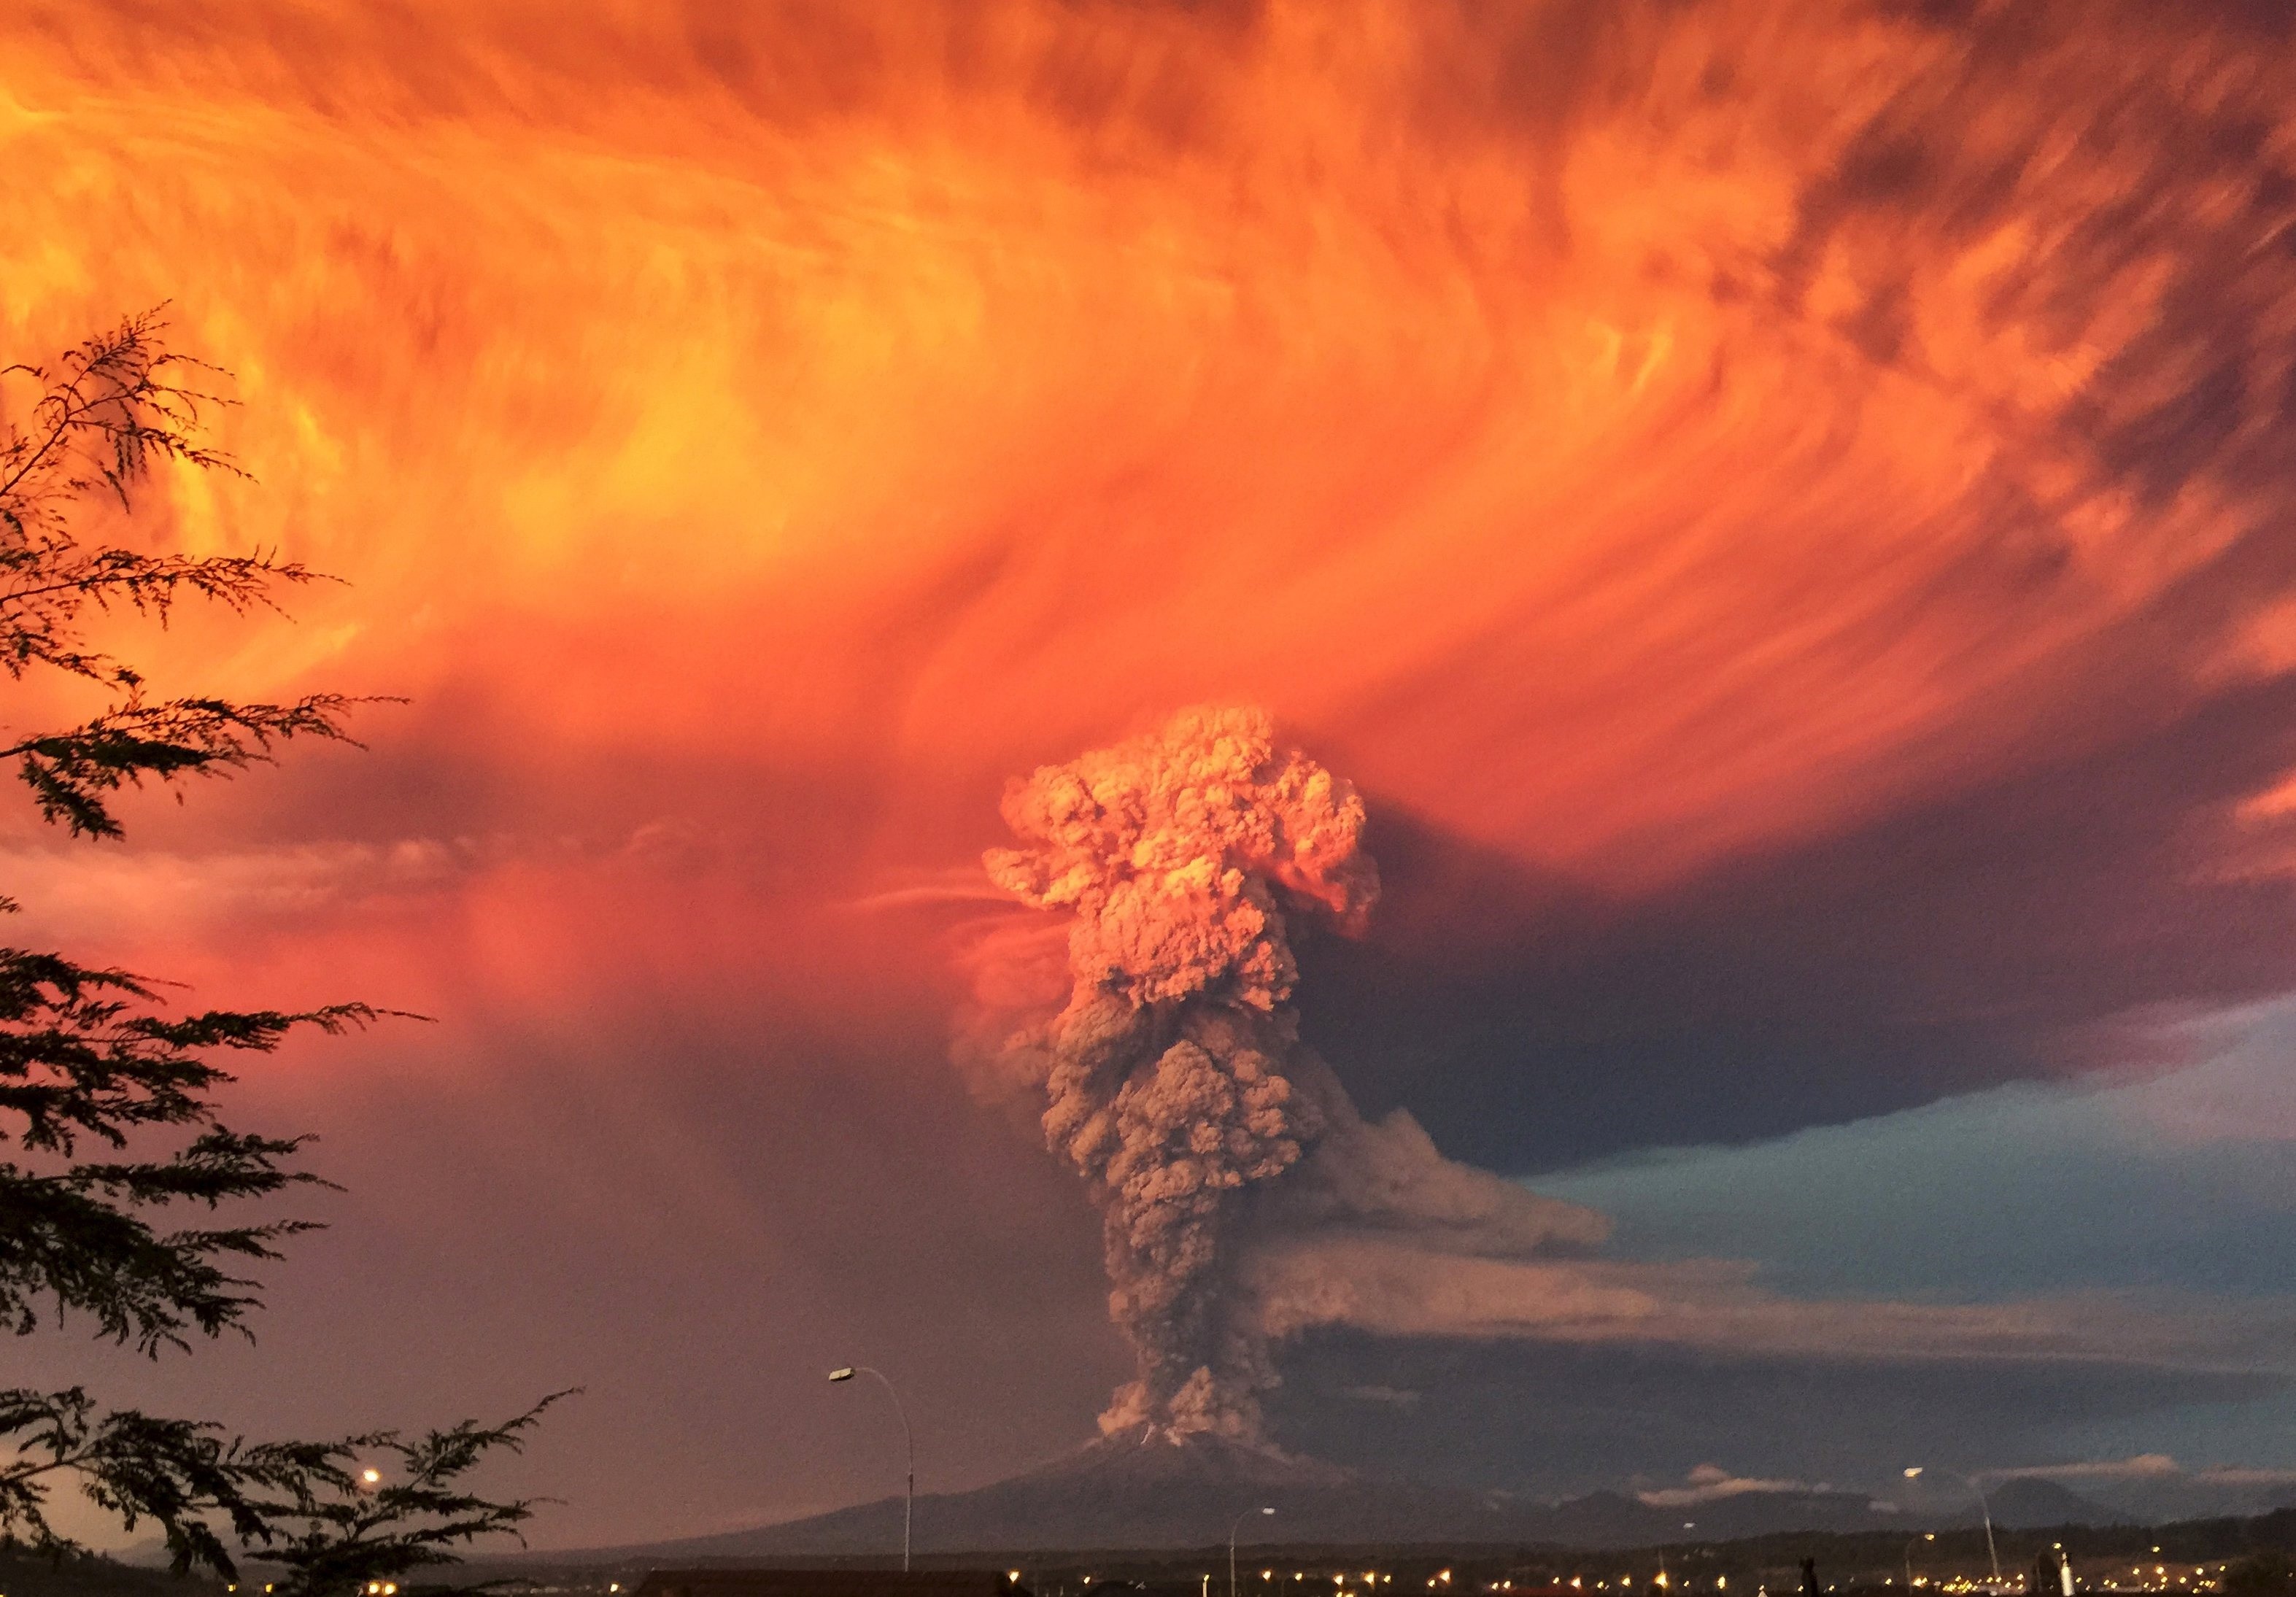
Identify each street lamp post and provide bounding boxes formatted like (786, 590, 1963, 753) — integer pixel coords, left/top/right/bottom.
(1903, 1469, 1999, 1585)
(831, 1366, 915, 1571)
(1232, 1507, 1276, 1597)
(1906, 1534, 1936, 1590)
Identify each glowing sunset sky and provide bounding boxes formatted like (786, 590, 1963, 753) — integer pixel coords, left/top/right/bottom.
(6, 0, 2296, 1547)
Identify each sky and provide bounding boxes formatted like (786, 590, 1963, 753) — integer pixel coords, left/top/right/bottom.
(4, 0, 2296, 1552)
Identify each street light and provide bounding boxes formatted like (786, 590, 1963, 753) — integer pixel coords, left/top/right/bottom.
(1903, 1470, 1998, 1585)
(1906, 1533, 1936, 1590)
(1232, 1507, 1276, 1597)
(830, 1366, 914, 1571)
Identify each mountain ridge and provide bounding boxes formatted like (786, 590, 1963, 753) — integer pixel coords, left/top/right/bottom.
(520, 1434, 1922, 1564)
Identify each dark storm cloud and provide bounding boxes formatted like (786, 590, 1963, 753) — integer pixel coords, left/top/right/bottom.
(1304, 673, 2296, 1172)
(1272, 0, 2296, 1172)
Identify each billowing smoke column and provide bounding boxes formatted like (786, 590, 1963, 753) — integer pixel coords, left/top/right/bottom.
(981, 705, 1380, 1443)
(969, 711, 2249, 1428)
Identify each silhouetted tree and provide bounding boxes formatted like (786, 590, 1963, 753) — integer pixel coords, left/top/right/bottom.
(0, 309, 563, 1594)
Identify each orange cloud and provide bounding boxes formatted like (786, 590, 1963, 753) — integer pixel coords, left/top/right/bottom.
(6, 0, 2293, 904)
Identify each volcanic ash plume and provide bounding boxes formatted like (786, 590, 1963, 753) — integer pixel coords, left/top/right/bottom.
(968, 711, 2251, 1404)
(978, 705, 1380, 1443)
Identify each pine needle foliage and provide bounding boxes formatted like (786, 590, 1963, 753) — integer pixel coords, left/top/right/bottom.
(241, 1396, 571, 1596)
(0, 311, 560, 1593)
(0, 308, 363, 838)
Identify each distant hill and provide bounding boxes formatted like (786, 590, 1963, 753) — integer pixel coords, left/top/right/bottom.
(484, 1499, 2296, 1587)
(529, 1433, 1909, 1565)
(1985, 1479, 2133, 1528)
(0, 1549, 223, 1597)
(2085, 1476, 2296, 1527)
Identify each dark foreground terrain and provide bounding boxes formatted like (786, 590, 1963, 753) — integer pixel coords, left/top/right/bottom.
(473, 1507, 2296, 1597)
(0, 1550, 226, 1597)
(16, 1504, 2292, 1597)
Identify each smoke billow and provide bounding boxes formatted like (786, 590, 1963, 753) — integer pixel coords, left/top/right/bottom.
(973, 705, 1604, 1445)
(961, 705, 2289, 1426)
